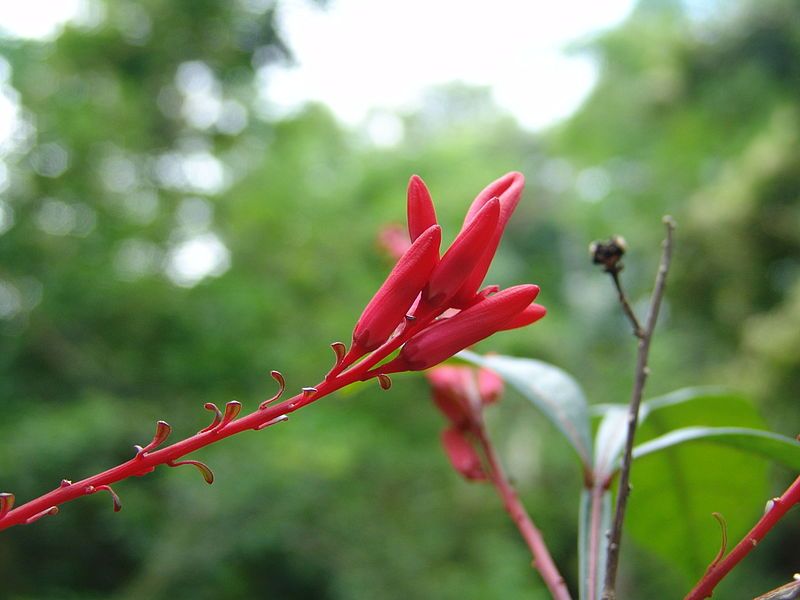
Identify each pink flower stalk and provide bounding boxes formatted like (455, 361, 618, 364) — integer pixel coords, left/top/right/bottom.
(350, 224, 441, 355)
(378, 284, 542, 373)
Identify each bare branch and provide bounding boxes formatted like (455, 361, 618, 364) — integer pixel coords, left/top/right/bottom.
(601, 216, 676, 600)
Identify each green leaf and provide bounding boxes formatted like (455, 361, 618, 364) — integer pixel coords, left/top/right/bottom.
(633, 426, 800, 470)
(592, 387, 748, 479)
(623, 389, 772, 580)
(641, 386, 731, 416)
(578, 488, 611, 600)
(593, 405, 629, 480)
(458, 351, 592, 469)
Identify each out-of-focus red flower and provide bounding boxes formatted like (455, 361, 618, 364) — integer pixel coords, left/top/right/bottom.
(427, 364, 505, 426)
(477, 367, 503, 405)
(426, 365, 505, 482)
(441, 427, 487, 481)
(377, 224, 412, 260)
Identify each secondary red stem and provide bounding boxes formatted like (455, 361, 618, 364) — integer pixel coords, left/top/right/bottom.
(684, 474, 800, 600)
(474, 426, 572, 600)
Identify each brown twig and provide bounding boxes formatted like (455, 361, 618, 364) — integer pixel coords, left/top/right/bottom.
(601, 216, 676, 600)
(609, 270, 644, 339)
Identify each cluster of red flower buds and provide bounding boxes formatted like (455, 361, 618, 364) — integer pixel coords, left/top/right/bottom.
(330, 171, 546, 382)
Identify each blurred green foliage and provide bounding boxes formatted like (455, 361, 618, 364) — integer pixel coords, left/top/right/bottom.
(0, 0, 798, 598)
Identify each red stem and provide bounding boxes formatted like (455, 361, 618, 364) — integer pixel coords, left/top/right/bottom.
(0, 316, 435, 532)
(474, 426, 572, 600)
(684, 474, 800, 600)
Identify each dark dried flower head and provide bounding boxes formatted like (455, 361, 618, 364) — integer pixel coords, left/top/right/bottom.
(590, 235, 627, 272)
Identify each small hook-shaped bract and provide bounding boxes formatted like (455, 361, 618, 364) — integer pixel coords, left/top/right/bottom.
(325, 343, 349, 380)
(302, 387, 317, 399)
(85, 485, 122, 512)
(254, 414, 289, 431)
(0, 492, 15, 519)
(377, 374, 392, 390)
(199, 402, 223, 433)
(330, 342, 346, 367)
(137, 420, 172, 457)
(24, 506, 58, 525)
(259, 371, 286, 409)
(168, 459, 215, 484)
(704, 512, 728, 575)
(217, 401, 242, 429)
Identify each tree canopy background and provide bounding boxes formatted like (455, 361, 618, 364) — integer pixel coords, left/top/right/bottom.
(0, 1, 798, 598)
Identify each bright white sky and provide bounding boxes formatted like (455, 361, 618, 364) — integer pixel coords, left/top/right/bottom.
(0, 0, 636, 132)
(267, 0, 636, 130)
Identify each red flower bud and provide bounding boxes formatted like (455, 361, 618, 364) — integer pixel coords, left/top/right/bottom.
(380, 284, 541, 373)
(352, 224, 441, 353)
(407, 175, 438, 242)
(441, 426, 487, 481)
(419, 197, 500, 311)
(497, 302, 547, 331)
(451, 172, 525, 308)
(427, 366, 474, 428)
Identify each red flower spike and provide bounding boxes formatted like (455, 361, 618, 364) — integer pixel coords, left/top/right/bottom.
(381, 284, 541, 373)
(497, 302, 547, 331)
(350, 224, 441, 354)
(477, 368, 504, 405)
(427, 366, 474, 428)
(441, 427, 487, 481)
(407, 175, 437, 242)
(451, 172, 525, 308)
(419, 198, 500, 312)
